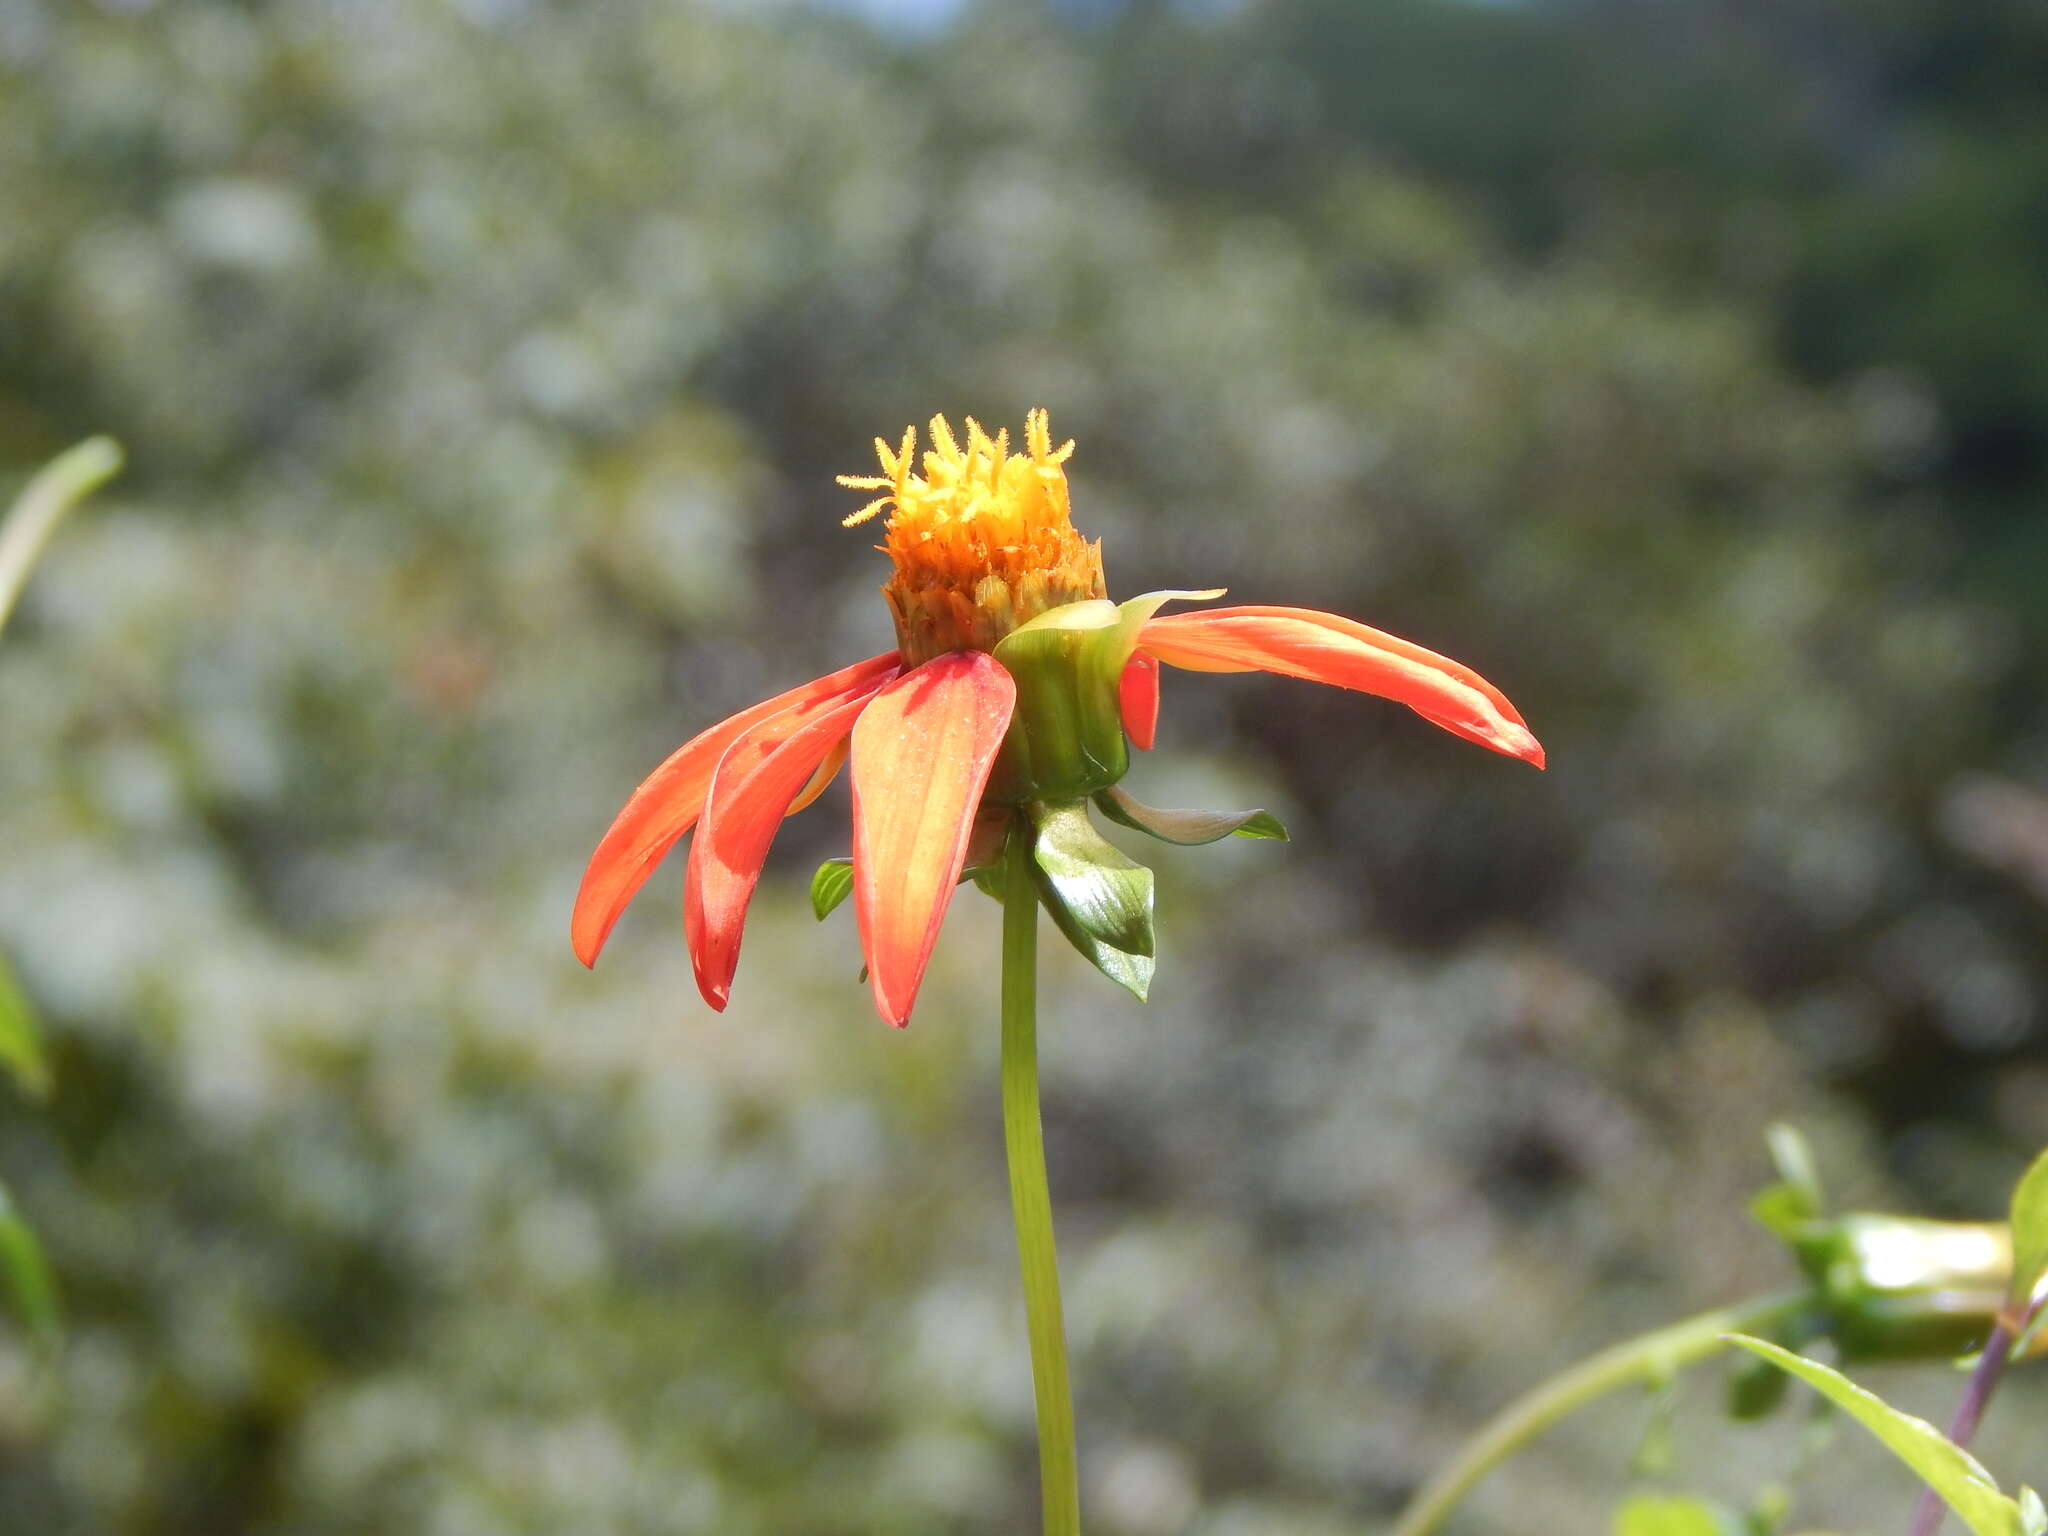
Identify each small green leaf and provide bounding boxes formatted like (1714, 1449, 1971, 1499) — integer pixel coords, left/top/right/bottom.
(1029, 802, 1154, 959)
(1028, 802, 1155, 1000)
(1725, 1351, 1791, 1421)
(2006, 1146, 2048, 1312)
(1726, 1336, 2028, 1536)
(2018, 1488, 2045, 1536)
(1767, 1123, 1827, 1219)
(810, 859, 855, 921)
(1611, 1494, 1744, 1536)
(1038, 900, 1154, 1001)
(0, 951, 51, 1101)
(0, 1178, 59, 1347)
(1095, 784, 1288, 846)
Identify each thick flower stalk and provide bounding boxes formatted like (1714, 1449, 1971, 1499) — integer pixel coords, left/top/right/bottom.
(574, 410, 1542, 1535)
(574, 408, 1543, 1025)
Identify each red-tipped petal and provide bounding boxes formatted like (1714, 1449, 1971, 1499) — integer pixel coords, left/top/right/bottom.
(683, 681, 888, 1010)
(850, 652, 1017, 1027)
(1119, 652, 1160, 751)
(1140, 606, 1544, 767)
(572, 651, 900, 966)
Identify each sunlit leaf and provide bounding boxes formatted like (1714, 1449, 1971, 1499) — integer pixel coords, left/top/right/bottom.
(0, 951, 51, 1101)
(0, 1178, 59, 1347)
(2006, 1146, 2048, 1312)
(1769, 1123, 1826, 1217)
(1727, 1336, 2027, 1536)
(1028, 802, 1155, 1000)
(809, 858, 854, 921)
(1611, 1494, 1744, 1536)
(1029, 802, 1154, 959)
(1094, 784, 1288, 846)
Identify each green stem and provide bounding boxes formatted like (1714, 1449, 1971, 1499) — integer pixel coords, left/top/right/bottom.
(0, 437, 124, 638)
(1001, 826, 1081, 1536)
(1390, 1291, 1810, 1536)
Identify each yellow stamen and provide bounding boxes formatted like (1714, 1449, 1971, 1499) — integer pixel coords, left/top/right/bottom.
(838, 409, 1107, 663)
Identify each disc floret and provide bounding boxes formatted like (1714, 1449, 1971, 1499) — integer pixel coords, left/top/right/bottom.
(839, 409, 1107, 664)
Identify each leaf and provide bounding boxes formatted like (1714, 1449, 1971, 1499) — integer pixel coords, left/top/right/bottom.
(809, 858, 854, 921)
(1037, 898, 1154, 1001)
(1725, 1350, 1791, 1421)
(1029, 802, 1154, 959)
(0, 1178, 59, 1346)
(1611, 1494, 1744, 1536)
(1726, 1337, 2028, 1536)
(1028, 802, 1155, 1000)
(1094, 784, 1288, 846)
(1768, 1123, 1826, 1218)
(2006, 1146, 2048, 1312)
(0, 950, 51, 1100)
(0, 435, 124, 638)
(2019, 1488, 2045, 1536)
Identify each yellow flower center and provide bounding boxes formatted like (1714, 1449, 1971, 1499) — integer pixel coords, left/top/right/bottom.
(839, 409, 1107, 664)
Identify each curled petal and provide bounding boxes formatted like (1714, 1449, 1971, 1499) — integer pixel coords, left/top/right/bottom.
(572, 651, 900, 966)
(851, 652, 1017, 1027)
(684, 681, 889, 1010)
(1119, 653, 1160, 750)
(786, 734, 849, 817)
(1140, 606, 1544, 766)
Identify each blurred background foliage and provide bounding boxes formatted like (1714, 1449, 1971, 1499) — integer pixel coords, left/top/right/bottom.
(1, 0, 2045, 1531)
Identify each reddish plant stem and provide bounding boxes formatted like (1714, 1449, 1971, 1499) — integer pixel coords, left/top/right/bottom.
(1905, 1308, 2023, 1536)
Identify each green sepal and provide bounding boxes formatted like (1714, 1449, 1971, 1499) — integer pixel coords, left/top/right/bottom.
(1029, 802, 1154, 957)
(1027, 801, 1156, 999)
(985, 590, 1224, 806)
(1095, 783, 1288, 846)
(1107, 587, 1225, 668)
(810, 859, 854, 921)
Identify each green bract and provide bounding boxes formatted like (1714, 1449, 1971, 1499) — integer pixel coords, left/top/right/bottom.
(1028, 801, 1155, 1000)
(985, 590, 1221, 805)
(1096, 784, 1287, 846)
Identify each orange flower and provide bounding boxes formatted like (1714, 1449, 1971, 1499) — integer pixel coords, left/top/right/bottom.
(573, 410, 1542, 1026)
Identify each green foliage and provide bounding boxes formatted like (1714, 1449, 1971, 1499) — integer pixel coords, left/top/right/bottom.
(2006, 1148, 2048, 1313)
(1727, 1338, 2040, 1536)
(0, 1177, 59, 1348)
(0, 951, 51, 1103)
(1095, 783, 1288, 846)
(0, 435, 123, 636)
(1612, 1494, 1745, 1536)
(1027, 802, 1155, 1000)
(809, 858, 854, 922)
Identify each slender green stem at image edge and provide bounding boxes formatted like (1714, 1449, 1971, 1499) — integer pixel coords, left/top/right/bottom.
(1390, 1291, 1810, 1536)
(1002, 826, 1082, 1536)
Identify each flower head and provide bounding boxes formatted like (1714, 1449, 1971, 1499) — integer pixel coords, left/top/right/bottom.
(574, 410, 1543, 1028)
(840, 410, 1107, 664)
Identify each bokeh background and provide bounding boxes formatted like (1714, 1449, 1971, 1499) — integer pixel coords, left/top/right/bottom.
(3, 0, 2046, 1531)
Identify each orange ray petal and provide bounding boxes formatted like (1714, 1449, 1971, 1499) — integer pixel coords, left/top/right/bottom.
(1119, 653, 1161, 751)
(850, 651, 1017, 1027)
(571, 651, 900, 966)
(683, 681, 889, 1010)
(1140, 606, 1544, 767)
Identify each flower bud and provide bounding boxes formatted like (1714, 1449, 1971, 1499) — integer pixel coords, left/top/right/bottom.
(1792, 1215, 2028, 1363)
